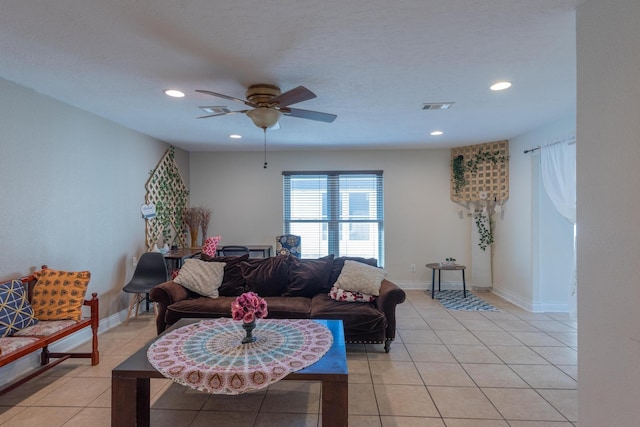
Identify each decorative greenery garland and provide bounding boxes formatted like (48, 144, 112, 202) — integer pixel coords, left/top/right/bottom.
(148, 146, 189, 246)
(451, 155, 467, 195)
(451, 149, 507, 251)
(451, 150, 509, 195)
(475, 211, 494, 251)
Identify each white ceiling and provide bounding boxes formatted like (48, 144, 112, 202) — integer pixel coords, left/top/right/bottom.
(0, 0, 578, 152)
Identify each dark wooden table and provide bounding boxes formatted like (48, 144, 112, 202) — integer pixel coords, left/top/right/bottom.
(162, 248, 201, 270)
(111, 318, 348, 427)
(425, 263, 467, 299)
(215, 244, 273, 258)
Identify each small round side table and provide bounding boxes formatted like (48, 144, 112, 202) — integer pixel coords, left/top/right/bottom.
(425, 263, 467, 299)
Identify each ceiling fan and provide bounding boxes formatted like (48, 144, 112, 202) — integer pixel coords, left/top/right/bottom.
(195, 84, 337, 129)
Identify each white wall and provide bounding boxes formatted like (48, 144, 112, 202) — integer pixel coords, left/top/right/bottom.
(0, 62, 578, 311)
(577, 1, 640, 425)
(0, 77, 189, 320)
(191, 133, 576, 309)
(189, 149, 472, 286)
(493, 115, 575, 311)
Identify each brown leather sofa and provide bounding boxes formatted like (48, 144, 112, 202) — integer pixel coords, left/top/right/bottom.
(150, 254, 406, 352)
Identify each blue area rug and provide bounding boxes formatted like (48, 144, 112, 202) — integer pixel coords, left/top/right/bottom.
(431, 290, 499, 312)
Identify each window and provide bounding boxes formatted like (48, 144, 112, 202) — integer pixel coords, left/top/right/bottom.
(283, 171, 384, 264)
(348, 192, 370, 240)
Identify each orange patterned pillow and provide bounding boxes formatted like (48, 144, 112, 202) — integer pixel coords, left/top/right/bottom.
(31, 269, 90, 320)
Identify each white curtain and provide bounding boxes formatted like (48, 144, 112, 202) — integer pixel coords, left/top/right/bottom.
(540, 140, 577, 319)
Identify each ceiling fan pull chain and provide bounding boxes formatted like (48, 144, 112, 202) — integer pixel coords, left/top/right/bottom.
(263, 128, 268, 169)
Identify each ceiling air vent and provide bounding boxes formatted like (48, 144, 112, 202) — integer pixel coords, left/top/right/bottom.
(200, 106, 231, 114)
(422, 102, 455, 110)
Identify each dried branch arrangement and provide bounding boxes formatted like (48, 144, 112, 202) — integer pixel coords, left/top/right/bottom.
(199, 206, 212, 246)
(182, 206, 212, 247)
(183, 207, 203, 247)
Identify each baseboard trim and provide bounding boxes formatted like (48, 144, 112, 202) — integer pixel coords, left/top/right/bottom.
(491, 287, 569, 313)
(490, 287, 535, 311)
(538, 302, 569, 312)
(0, 308, 129, 386)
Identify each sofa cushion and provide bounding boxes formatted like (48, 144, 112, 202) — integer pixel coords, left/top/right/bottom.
(31, 269, 90, 321)
(263, 297, 311, 319)
(334, 260, 386, 296)
(0, 280, 38, 337)
(13, 319, 78, 337)
(165, 296, 236, 325)
(173, 259, 226, 298)
(329, 257, 378, 286)
(284, 255, 335, 298)
(310, 294, 386, 341)
(239, 256, 290, 297)
(0, 336, 41, 355)
(202, 254, 249, 296)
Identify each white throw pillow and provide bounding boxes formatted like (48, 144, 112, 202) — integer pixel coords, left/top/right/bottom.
(173, 259, 226, 298)
(334, 260, 386, 296)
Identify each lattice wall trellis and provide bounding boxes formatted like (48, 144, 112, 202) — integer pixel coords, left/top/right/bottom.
(450, 140, 509, 203)
(145, 148, 189, 251)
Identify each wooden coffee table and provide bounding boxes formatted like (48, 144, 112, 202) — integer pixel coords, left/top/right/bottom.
(111, 318, 348, 427)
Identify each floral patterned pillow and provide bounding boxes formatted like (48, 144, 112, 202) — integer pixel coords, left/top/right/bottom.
(202, 235, 222, 257)
(328, 286, 376, 303)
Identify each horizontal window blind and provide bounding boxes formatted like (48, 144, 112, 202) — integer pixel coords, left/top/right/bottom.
(283, 171, 384, 264)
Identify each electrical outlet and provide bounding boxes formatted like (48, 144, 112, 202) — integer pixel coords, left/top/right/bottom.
(132, 256, 138, 267)
(410, 264, 416, 272)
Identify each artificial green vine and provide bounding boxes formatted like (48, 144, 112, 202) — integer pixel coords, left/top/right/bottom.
(451, 155, 466, 195)
(147, 146, 189, 246)
(467, 150, 508, 175)
(451, 150, 509, 195)
(475, 211, 494, 251)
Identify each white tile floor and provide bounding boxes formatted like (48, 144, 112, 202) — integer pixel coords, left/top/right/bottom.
(0, 289, 577, 426)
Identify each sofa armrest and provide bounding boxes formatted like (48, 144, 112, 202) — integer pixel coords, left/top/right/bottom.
(375, 279, 406, 342)
(150, 280, 191, 335)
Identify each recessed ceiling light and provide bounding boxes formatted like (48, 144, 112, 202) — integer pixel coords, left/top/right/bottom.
(490, 81, 512, 91)
(164, 89, 185, 98)
(229, 134, 242, 139)
(430, 130, 444, 136)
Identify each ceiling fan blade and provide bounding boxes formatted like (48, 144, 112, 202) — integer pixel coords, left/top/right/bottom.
(195, 90, 256, 107)
(269, 86, 316, 107)
(283, 107, 337, 123)
(196, 110, 250, 119)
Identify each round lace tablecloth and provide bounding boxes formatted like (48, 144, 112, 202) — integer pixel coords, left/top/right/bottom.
(147, 318, 333, 394)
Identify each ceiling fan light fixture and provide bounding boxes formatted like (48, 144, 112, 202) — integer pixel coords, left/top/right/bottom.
(247, 108, 281, 129)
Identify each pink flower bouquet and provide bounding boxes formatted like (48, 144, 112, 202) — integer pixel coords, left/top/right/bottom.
(231, 292, 268, 324)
